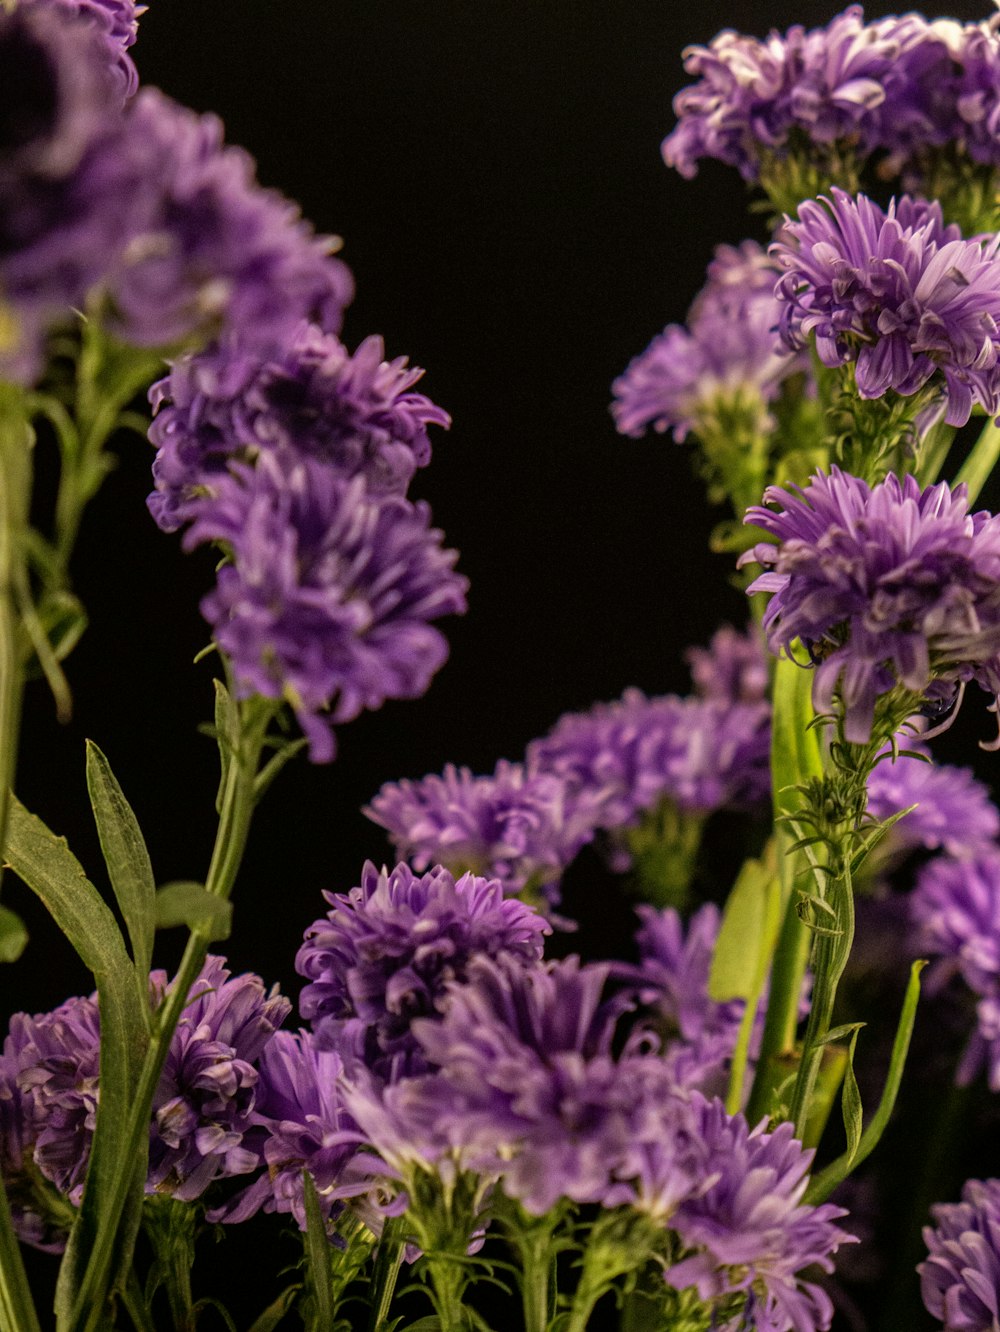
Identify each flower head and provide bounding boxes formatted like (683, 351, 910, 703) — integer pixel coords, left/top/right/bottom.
(148, 325, 448, 532)
(686, 623, 770, 706)
(773, 190, 1000, 426)
(148, 957, 291, 1202)
(867, 751, 999, 860)
(612, 240, 801, 443)
(183, 453, 468, 761)
(296, 861, 550, 1079)
(666, 1099, 855, 1332)
(364, 760, 592, 904)
(742, 468, 1000, 742)
(32, 0, 143, 99)
(920, 1177, 1000, 1331)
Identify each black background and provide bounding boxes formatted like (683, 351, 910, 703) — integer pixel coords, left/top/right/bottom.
(7, 1, 999, 1324)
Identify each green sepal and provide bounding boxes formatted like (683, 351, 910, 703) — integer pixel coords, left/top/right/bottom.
(805, 960, 927, 1204)
(3, 795, 149, 1327)
(0, 903, 27, 961)
(154, 881, 232, 941)
(86, 740, 155, 985)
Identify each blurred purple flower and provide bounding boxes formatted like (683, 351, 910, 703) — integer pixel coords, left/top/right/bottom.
(528, 689, 770, 836)
(183, 453, 467, 761)
(365, 760, 592, 905)
(34, 0, 143, 98)
(686, 623, 770, 706)
(920, 1177, 1000, 1331)
(148, 956, 290, 1202)
(867, 751, 999, 859)
(148, 325, 448, 532)
(773, 190, 1000, 427)
(612, 240, 801, 442)
(666, 1099, 855, 1332)
(742, 469, 1000, 743)
(296, 861, 550, 1080)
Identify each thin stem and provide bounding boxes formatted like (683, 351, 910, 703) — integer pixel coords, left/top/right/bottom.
(954, 416, 1000, 505)
(65, 696, 274, 1332)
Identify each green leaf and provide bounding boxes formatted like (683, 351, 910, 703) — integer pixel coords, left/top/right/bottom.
(805, 960, 927, 1204)
(770, 652, 825, 904)
(302, 1171, 335, 1331)
(813, 1022, 865, 1049)
(0, 903, 27, 961)
(86, 741, 155, 984)
(709, 853, 782, 1003)
(840, 1026, 864, 1170)
(213, 679, 236, 816)
(254, 737, 308, 803)
(247, 1287, 300, 1332)
(3, 795, 148, 1325)
(154, 882, 232, 940)
(849, 804, 918, 879)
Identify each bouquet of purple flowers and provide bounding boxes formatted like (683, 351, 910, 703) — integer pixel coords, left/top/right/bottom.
(5, 4, 1000, 1330)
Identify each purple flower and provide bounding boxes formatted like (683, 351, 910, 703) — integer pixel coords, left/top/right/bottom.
(148, 956, 291, 1202)
(612, 241, 801, 443)
(411, 955, 678, 1215)
(666, 1099, 855, 1332)
(528, 690, 771, 836)
(661, 10, 1000, 190)
(1, 995, 100, 1213)
(920, 1178, 1000, 1330)
(912, 853, 1000, 999)
(30, 0, 142, 99)
(364, 760, 593, 904)
(686, 623, 770, 706)
(866, 751, 999, 860)
(148, 325, 448, 532)
(773, 190, 1000, 427)
(742, 469, 1000, 743)
(103, 89, 354, 353)
(209, 1030, 368, 1230)
(296, 861, 550, 1079)
(182, 453, 468, 761)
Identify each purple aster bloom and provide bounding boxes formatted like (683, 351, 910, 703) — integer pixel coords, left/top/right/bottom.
(912, 852, 1000, 999)
(364, 760, 593, 905)
(103, 89, 354, 353)
(147, 956, 290, 1202)
(866, 750, 999, 860)
(182, 453, 468, 762)
(742, 469, 1000, 743)
(296, 861, 550, 1079)
(612, 240, 802, 442)
(686, 623, 770, 705)
(666, 1099, 855, 1332)
(528, 690, 770, 836)
(772, 190, 1000, 427)
(2, 995, 100, 1212)
(208, 1029, 370, 1230)
(148, 325, 449, 532)
(28, 0, 143, 99)
(920, 1177, 1000, 1330)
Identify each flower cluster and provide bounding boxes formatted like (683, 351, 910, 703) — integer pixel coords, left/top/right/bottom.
(296, 861, 550, 1079)
(663, 9, 1000, 195)
(773, 190, 1000, 428)
(920, 1177, 1000, 1330)
(743, 468, 1000, 743)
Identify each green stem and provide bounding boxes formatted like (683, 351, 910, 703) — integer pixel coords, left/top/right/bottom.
(954, 416, 1000, 505)
(0, 383, 41, 1332)
(426, 1256, 468, 1332)
(64, 696, 274, 1332)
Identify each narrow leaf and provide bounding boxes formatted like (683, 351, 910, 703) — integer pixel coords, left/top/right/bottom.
(805, 960, 927, 1204)
(840, 1027, 864, 1169)
(0, 903, 27, 962)
(302, 1171, 335, 1330)
(253, 738, 308, 803)
(247, 1287, 300, 1332)
(4, 796, 148, 1323)
(849, 804, 918, 879)
(155, 882, 232, 940)
(812, 1022, 865, 1049)
(86, 741, 155, 983)
(709, 853, 782, 1003)
(213, 679, 236, 816)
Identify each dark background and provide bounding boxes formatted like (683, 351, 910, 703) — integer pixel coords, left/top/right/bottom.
(7, 1, 1000, 1324)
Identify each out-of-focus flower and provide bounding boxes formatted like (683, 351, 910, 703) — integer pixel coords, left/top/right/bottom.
(365, 760, 592, 905)
(742, 469, 1000, 743)
(920, 1177, 1000, 1330)
(685, 623, 770, 706)
(866, 751, 999, 860)
(182, 454, 468, 761)
(35, 0, 143, 99)
(148, 325, 447, 532)
(296, 861, 550, 1079)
